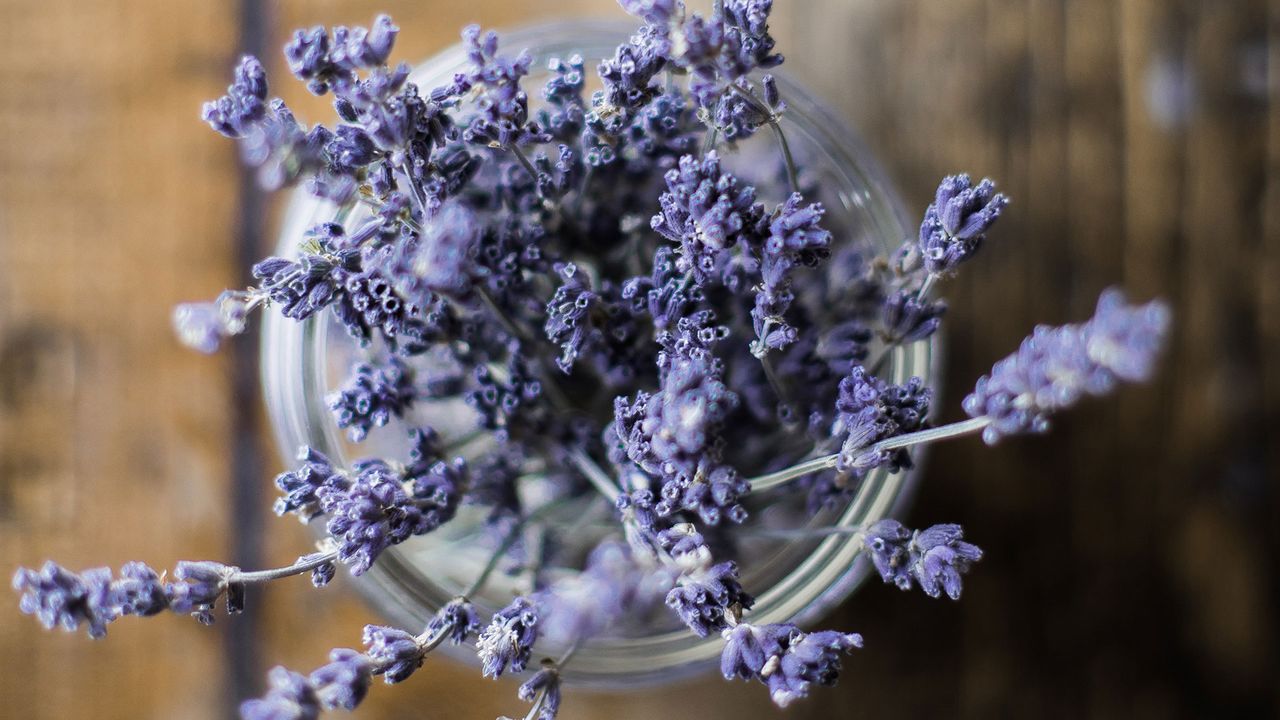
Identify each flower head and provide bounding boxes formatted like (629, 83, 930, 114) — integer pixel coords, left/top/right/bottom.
(476, 596, 540, 678)
(918, 174, 1008, 276)
(963, 288, 1171, 444)
(362, 625, 424, 684)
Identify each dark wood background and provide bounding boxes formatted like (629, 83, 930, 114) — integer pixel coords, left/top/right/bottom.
(2, 1, 1277, 718)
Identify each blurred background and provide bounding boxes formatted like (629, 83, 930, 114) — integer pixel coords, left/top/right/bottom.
(1, 0, 1277, 718)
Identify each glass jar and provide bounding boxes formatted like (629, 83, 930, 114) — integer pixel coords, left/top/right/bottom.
(261, 19, 935, 688)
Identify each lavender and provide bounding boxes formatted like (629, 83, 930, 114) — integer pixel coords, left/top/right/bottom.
(240, 668, 322, 720)
(362, 625, 426, 683)
(963, 288, 1172, 444)
(327, 356, 417, 441)
(17, 6, 1176, 718)
(720, 622, 862, 708)
(477, 597, 541, 678)
(918, 174, 1008, 277)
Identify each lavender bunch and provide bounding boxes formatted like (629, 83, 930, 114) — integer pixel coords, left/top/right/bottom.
(14, 3, 1172, 718)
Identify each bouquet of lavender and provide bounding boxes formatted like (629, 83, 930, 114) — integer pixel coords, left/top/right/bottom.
(13, 2, 1171, 718)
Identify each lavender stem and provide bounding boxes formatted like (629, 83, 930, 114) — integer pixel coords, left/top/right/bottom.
(746, 417, 992, 492)
(231, 550, 339, 584)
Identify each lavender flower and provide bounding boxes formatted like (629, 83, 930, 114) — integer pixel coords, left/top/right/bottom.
(284, 15, 399, 95)
(202, 56, 269, 138)
(752, 192, 831, 355)
(515, 661, 562, 720)
(833, 367, 930, 476)
(544, 263, 599, 373)
(860, 519, 983, 599)
(477, 597, 540, 678)
(721, 622, 861, 708)
(272, 447, 344, 521)
(963, 288, 1171, 444)
(651, 152, 763, 284)
(910, 524, 984, 600)
(462, 25, 546, 150)
(309, 648, 372, 711)
(169, 560, 240, 619)
(327, 356, 417, 441)
(317, 459, 453, 575)
(426, 597, 480, 645)
(12, 562, 117, 638)
(660, 525, 753, 636)
(240, 667, 321, 720)
(172, 290, 257, 354)
(362, 625, 425, 683)
(881, 289, 947, 344)
(918, 174, 1008, 276)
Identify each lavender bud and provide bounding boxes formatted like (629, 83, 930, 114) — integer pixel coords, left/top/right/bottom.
(362, 625, 424, 684)
(918, 174, 1008, 276)
(476, 597, 540, 678)
(426, 597, 480, 645)
(239, 667, 321, 720)
(308, 648, 372, 711)
(963, 288, 1171, 444)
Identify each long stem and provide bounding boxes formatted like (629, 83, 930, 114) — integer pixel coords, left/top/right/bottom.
(728, 83, 798, 193)
(568, 448, 622, 502)
(746, 417, 992, 492)
(231, 550, 338, 584)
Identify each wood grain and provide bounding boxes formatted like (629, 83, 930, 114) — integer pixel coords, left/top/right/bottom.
(1, 1, 1277, 718)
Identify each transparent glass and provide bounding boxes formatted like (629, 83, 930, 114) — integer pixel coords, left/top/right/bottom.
(261, 20, 935, 688)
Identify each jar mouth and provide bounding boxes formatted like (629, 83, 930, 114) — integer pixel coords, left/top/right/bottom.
(260, 19, 936, 689)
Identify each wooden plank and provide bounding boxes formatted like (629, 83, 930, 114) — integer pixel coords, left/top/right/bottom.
(0, 2, 243, 720)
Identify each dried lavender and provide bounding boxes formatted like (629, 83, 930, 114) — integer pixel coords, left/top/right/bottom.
(14, 4, 1174, 719)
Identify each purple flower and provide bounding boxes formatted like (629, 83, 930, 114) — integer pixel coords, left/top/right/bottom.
(660, 525, 753, 636)
(515, 662, 562, 720)
(721, 622, 861, 708)
(910, 524, 983, 600)
(751, 192, 831, 355)
(881, 289, 947, 344)
(651, 152, 763, 284)
(202, 56, 269, 138)
(833, 367, 930, 476)
(537, 543, 649, 645)
(860, 519, 984, 599)
(918, 174, 1008, 276)
(240, 667, 321, 720)
(476, 596, 540, 678)
(317, 459, 452, 575)
(172, 290, 257, 354)
(617, 0, 680, 25)
(390, 201, 480, 302)
(12, 562, 117, 638)
(544, 263, 599, 373)
(362, 625, 424, 684)
(461, 25, 546, 149)
(963, 288, 1171, 444)
(327, 356, 417, 442)
(597, 32, 666, 114)
(169, 560, 239, 619)
(426, 597, 480, 645)
(273, 447, 346, 521)
(113, 562, 170, 617)
(308, 648, 372, 710)
(284, 15, 399, 95)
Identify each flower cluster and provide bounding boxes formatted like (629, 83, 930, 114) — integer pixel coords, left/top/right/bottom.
(964, 288, 1171, 444)
(14, 5, 1174, 720)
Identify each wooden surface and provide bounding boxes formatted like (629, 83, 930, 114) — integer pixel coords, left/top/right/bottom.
(2, 1, 1277, 718)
